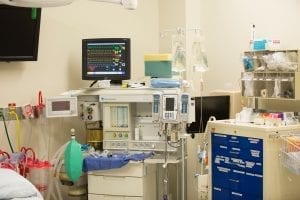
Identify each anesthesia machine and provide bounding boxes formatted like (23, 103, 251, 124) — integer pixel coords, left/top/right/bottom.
(77, 87, 195, 200)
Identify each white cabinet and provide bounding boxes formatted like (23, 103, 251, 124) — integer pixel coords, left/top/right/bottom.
(88, 194, 143, 200)
(242, 49, 299, 72)
(242, 49, 300, 100)
(241, 71, 300, 99)
(88, 162, 156, 200)
(241, 49, 300, 111)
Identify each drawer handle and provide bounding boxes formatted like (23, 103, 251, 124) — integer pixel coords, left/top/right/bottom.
(103, 176, 126, 180)
(229, 179, 240, 183)
(102, 196, 126, 200)
(229, 140, 239, 143)
(232, 192, 243, 196)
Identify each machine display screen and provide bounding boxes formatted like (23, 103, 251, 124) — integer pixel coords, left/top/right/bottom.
(52, 101, 70, 111)
(82, 38, 131, 82)
(166, 98, 175, 111)
(86, 42, 126, 75)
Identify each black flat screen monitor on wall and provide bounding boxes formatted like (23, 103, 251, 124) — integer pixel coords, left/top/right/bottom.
(187, 95, 230, 133)
(82, 38, 131, 83)
(0, 5, 41, 61)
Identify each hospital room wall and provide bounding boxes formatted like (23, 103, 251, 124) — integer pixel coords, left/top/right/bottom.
(160, 0, 300, 97)
(198, 0, 300, 95)
(0, 0, 160, 158)
(160, 1, 300, 200)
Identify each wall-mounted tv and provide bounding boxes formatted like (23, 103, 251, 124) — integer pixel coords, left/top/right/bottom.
(0, 5, 41, 62)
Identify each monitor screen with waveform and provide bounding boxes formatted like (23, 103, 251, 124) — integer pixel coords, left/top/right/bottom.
(82, 38, 131, 84)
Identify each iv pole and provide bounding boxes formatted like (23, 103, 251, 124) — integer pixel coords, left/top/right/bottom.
(181, 135, 186, 200)
(160, 27, 207, 200)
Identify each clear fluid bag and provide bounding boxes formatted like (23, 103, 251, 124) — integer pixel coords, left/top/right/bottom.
(172, 31, 186, 73)
(191, 30, 208, 72)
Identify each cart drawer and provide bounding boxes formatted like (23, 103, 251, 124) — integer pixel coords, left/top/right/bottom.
(88, 163, 143, 177)
(88, 175, 143, 196)
(88, 194, 143, 200)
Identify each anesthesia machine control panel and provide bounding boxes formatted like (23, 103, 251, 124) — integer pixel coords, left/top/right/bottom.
(77, 88, 195, 153)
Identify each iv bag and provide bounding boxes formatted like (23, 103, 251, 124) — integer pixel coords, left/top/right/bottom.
(64, 129, 83, 182)
(172, 33, 186, 72)
(191, 32, 208, 72)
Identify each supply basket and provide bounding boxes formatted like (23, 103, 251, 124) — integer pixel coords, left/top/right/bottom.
(280, 134, 300, 175)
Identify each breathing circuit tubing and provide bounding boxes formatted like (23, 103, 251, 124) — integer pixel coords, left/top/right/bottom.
(45, 142, 68, 200)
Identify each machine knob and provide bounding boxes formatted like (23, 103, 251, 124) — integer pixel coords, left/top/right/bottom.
(87, 106, 93, 114)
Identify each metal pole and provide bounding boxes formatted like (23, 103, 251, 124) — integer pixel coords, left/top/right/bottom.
(181, 137, 185, 200)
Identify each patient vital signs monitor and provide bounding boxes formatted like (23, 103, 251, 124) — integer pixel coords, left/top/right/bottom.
(82, 38, 131, 83)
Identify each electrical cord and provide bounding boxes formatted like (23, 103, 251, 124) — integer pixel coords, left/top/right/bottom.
(9, 110, 21, 151)
(89, 80, 98, 88)
(199, 95, 204, 133)
(0, 114, 14, 153)
(167, 140, 182, 148)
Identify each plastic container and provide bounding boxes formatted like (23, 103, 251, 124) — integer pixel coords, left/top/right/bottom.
(27, 160, 51, 196)
(144, 54, 172, 78)
(253, 39, 267, 51)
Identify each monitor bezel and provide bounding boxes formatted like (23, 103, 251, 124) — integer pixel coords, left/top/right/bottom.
(82, 38, 131, 81)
